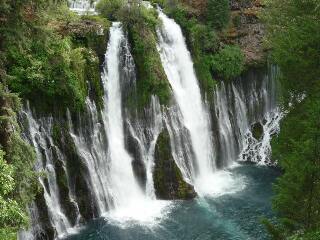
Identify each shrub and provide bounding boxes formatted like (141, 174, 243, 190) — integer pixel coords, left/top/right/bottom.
(96, 0, 124, 20)
(6, 34, 90, 112)
(210, 45, 245, 80)
(0, 85, 38, 231)
(189, 23, 219, 54)
(206, 0, 230, 30)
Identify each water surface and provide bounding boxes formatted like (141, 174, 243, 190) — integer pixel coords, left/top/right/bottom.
(65, 165, 280, 240)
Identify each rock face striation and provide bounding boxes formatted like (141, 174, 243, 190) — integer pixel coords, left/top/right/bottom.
(227, 0, 266, 66)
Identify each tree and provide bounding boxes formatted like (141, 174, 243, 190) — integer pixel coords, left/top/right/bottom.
(206, 0, 230, 30)
(270, 97, 320, 238)
(96, 0, 124, 20)
(263, 0, 320, 238)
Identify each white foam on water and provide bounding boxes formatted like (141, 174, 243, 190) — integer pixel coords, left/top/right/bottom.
(195, 170, 247, 198)
(103, 200, 172, 227)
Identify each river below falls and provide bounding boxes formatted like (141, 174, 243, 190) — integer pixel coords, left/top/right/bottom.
(64, 164, 280, 240)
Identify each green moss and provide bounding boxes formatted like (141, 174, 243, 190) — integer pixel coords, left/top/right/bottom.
(2, 3, 109, 114)
(117, 4, 171, 108)
(128, 26, 171, 107)
(83, 49, 104, 108)
(154, 130, 196, 200)
(0, 227, 17, 240)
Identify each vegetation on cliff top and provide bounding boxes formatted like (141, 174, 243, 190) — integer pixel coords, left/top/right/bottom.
(2, 1, 108, 113)
(97, 0, 171, 108)
(152, 0, 245, 92)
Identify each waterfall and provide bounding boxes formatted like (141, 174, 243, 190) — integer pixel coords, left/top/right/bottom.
(156, 11, 215, 188)
(156, 9, 282, 195)
(21, 103, 76, 239)
(68, 0, 96, 15)
(18, 4, 283, 238)
(68, 99, 111, 215)
(126, 96, 163, 199)
(209, 68, 282, 166)
(99, 22, 146, 214)
(93, 22, 167, 222)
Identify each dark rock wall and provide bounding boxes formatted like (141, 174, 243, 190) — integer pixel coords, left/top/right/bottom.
(153, 128, 197, 200)
(227, 0, 266, 66)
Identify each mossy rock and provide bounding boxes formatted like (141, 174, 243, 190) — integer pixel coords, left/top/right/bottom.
(126, 14, 171, 109)
(154, 128, 196, 200)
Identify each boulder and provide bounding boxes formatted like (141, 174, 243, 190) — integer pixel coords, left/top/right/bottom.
(153, 129, 196, 200)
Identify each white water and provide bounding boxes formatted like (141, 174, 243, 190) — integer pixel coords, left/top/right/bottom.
(157, 11, 215, 191)
(100, 22, 168, 223)
(156, 10, 282, 196)
(127, 96, 163, 199)
(211, 69, 282, 166)
(68, 99, 111, 214)
(22, 104, 76, 239)
(20, 5, 283, 238)
(101, 22, 144, 210)
(68, 0, 96, 15)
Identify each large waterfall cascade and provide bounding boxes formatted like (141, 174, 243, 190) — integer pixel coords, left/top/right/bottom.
(19, 3, 283, 239)
(156, 9, 282, 195)
(68, 22, 168, 223)
(156, 11, 216, 193)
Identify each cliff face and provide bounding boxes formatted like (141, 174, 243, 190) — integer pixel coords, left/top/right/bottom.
(226, 0, 266, 66)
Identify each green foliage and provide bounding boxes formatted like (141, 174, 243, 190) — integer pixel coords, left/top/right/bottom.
(0, 85, 38, 233)
(262, 1, 320, 239)
(189, 22, 219, 55)
(2, 2, 107, 113)
(263, 0, 320, 96)
(206, 0, 230, 30)
(270, 97, 320, 236)
(6, 35, 88, 111)
(117, 1, 159, 29)
(0, 150, 14, 197)
(96, 0, 124, 20)
(0, 148, 29, 231)
(0, 227, 16, 240)
(210, 45, 245, 80)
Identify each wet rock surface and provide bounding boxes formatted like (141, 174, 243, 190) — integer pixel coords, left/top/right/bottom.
(154, 128, 196, 200)
(227, 0, 266, 66)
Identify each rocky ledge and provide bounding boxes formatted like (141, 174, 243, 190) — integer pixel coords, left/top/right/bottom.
(225, 0, 267, 66)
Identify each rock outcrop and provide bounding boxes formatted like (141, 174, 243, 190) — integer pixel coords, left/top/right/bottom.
(154, 128, 196, 200)
(226, 0, 266, 66)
